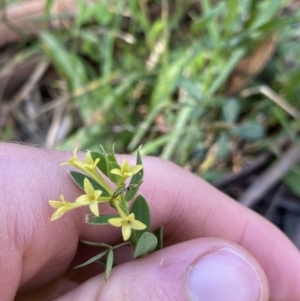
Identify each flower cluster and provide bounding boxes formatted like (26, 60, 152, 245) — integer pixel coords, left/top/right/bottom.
(49, 148, 145, 241)
(48, 146, 161, 280)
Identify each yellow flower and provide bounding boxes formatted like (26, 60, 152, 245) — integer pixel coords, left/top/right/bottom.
(75, 178, 110, 216)
(62, 149, 113, 195)
(49, 195, 81, 221)
(84, 152, 99, 170)
(110, 159, 143, 183)
(108, 210, 146, 241)
(61, 148, 87, 169)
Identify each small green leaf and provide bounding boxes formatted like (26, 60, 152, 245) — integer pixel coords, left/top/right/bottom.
(134, 232, 158, 258)
(217, 132, 229, 158)
(222, 98, 240, 123)
(107, 161, 121, 184)
(74, 250, 108, 269)
(257, 17, 296, 32)
(126, 146, 144, 201)
(130, 195, 151, 229)
(69, 171, 110, 196)
(109, 144, 118, 164)
(90, 215, 119, 225)
(153, 227, 163, 251)
(191, 3, 225, 33)
(94, 2, 113, 25)
(90, 151, 108, 176)
(105, 249, 114, 281)
(130, 195, 150, 242)
(249, 0, 282, 30)
(93, 145, 121, 184)
(92, 145, 120, 181)
(130, 195, 150, 231)
(230, 122, 264, 140)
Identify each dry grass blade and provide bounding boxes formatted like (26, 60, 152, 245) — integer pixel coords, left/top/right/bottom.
(241, 85, 300, 120)
(45, 99, 68, 148)
(0, 58, 48, 129)
(9, 59, 49, 112)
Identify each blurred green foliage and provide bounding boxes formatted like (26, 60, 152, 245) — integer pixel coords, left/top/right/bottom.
(4, 0, 300, 182)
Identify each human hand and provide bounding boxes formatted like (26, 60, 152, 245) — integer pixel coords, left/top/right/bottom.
(1, 143, 299, 301)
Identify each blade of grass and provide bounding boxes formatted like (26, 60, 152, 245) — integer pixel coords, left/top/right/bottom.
(199, 0, 220, 41)
(161, 105, 194, 160)
(205, 48, 245, 100)
(192, 2, 225, 33)
(150, 42, 204, 108)
(249, 0, 283, 30)
(100, 71, 145, 113)
(128, 0, 150, 31)
(128, 102, 166, 151)
(140, 134, 171, 155)
(102, 0, 125, 76)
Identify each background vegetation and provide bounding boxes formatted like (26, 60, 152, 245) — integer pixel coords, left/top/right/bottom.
(1, 0, 300, 201)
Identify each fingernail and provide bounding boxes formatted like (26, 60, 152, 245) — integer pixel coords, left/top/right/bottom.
(188, 247, 263, 301)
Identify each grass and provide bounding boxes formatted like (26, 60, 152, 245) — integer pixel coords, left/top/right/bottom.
(1, 0, 300, 186)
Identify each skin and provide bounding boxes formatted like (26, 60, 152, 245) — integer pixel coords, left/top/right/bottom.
(0, 143, 300, 300)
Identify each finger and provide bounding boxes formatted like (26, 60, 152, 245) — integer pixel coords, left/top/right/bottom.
(0, 143, 299, 301)
(55, 239, 269, 301)
(139, 156, 300, 301)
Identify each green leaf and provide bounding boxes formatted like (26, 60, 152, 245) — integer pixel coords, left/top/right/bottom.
(179, 78, 202, 101)
(134, 232, 158, 258)
(90, 151, 108, 176)
(126, 146, 144, 201)
(222, 98, 240, 123)
(69, 171, 110, 196)
(201, 170, 223, 182)
(224, 0, 238, 30)
(40, 31, 87, 97)
(217, 132, 230, 158)
(76, 5, 95, 27)
(257, 17, 296, 32)
(74, 250, 108, 269)
(205, 48, 246, 99)
(105, 249, 114, 281)
(153, 227, 163, 251)
(106, 161, 121, 184)
(191, 2, 225, 33)
(109, 144, 118, 164)
(230, 122, 264, 140)
(94, 4, 113, 26)
(40, 31, 74, 83)
(130, 195, 150, 245)
(90, 215, 119, 225)
(92, 145, 121, 184)
(249, 0, 283, 31)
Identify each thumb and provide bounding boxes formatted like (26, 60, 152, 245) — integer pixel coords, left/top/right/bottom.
(56, 238, 269, 301)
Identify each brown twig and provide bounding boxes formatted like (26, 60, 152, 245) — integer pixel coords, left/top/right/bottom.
(45, 100, 68, 148)
(0, 58, 49, 129)
(239, 145, 300, 207)
(9, 59, 49, 112)
(214, 152, 271, 189)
